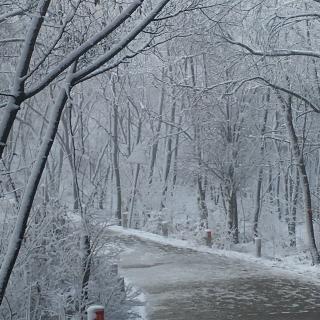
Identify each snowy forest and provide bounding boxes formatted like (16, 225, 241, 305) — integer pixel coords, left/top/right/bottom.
(1, 0, 320, 319)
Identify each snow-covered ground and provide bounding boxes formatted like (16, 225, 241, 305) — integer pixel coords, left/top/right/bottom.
(109, 225, 320, 285)
(110, 225, 320, 320)
(125, 279, 147, 320)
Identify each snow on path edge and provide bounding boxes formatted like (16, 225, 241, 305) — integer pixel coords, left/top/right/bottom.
(109, 225, 320, 285)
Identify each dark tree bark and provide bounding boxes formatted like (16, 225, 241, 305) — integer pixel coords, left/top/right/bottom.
(253, 108, 268, 238)
(288, 167, 299, 247)
(113, 101, 122, 224)
(281, 94, 320, 264)
(225, 186, 239, 244)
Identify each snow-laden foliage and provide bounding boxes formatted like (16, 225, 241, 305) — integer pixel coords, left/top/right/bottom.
(2, 0, 320, 315)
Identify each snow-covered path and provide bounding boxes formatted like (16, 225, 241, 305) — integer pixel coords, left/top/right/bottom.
(109, 228, 320, 320)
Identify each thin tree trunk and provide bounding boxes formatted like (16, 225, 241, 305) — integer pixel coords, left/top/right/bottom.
(197, 175, 208, 228)
(127, 107, 131, 156)
(172, 100, 183, 189)
(268, 161, 273, 213)
(281, 94, 320, 264)
(66, 102, 92, 315)
(289, 167, 299, 247)
(0, 0, 51, 159)
(160, 91, 175, 209)
(0, 69, 73, 305)
(231, 189, 239, 244)
(253, 108, 268, 238)
(253, 166, 263, 238)
(80, 233, 91, 317)
(225, 186, 238, 244)
(61, 113, 80, 210)
(99, 166, 110, 210)
(113, 102, 122, 224)
(272, 110, 283, 220)
(149, 79, 165, 185)
(129, 164, 140, 227)
(129, 119, 142, 227)
(55, 146, 64, 194)
(284, 170, 290, 224)
(276, 166, 282, 220)
(68, 105, 82, 211)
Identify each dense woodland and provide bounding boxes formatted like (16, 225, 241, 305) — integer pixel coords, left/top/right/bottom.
(1, 0, 320, 318)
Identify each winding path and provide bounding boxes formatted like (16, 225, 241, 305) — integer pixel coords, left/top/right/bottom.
(110, 230, 320, 320)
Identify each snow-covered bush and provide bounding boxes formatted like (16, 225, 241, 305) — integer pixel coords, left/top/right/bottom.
(0, 201, 130, 319)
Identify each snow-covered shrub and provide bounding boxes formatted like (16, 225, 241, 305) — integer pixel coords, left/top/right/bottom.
(0, 201, 130, 320)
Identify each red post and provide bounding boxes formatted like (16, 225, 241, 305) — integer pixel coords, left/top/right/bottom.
(206, 229, 212, 247)
(87, 305, 105, 320)
(95, 310, 104, 320)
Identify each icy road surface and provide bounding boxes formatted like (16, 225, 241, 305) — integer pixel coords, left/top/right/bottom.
(110, 230, 320, 320)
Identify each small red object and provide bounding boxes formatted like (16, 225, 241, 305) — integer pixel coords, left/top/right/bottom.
(205, 229, 213, 247)
(87, 306, 105, 320)
(95, 310, 104, 320)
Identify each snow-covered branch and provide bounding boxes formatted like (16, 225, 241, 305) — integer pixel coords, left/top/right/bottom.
(72, 0, 171, 82)
(224, 36, 320, 59)
(25, 0, 144, 99)
(0, 8, 25, 24)
(0, 0, 51, 159)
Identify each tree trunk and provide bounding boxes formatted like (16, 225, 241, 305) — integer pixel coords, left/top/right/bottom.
(253, 108, 268, 238)
(288, 167, 299, 247)
(197, 175, 208, 228)
(226, 186, 238, 244)
(232, 189, 239, 244)
(282, 95, 320, 264)
(0, 73, 72, 305)
(160, 86, 176, 209)
(80, 233, 91, 317)
(149, 82, 165, 185)
(172, 99, 183, 189)
(0, 0, 51, 159)
(61, 112, 80, 211)
(129, 119, 142, 227)
(276, 166, 282, 220)
(253, 166, 263, 239)
(113, 102, 122, 224)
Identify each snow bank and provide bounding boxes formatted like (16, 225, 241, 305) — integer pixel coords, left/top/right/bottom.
(109, 225, 320, 285)
(125, 279, 147, 320)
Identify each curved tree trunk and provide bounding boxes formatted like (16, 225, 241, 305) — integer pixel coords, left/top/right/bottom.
(0, 0, 52, 159)
(0, 76, 71, 305)
(282, 95, 320, 264)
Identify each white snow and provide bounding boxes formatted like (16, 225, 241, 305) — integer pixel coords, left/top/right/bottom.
(125, 279, 147, 320)
(127, 142, 149, 165)
(109, 225, 320, 285)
